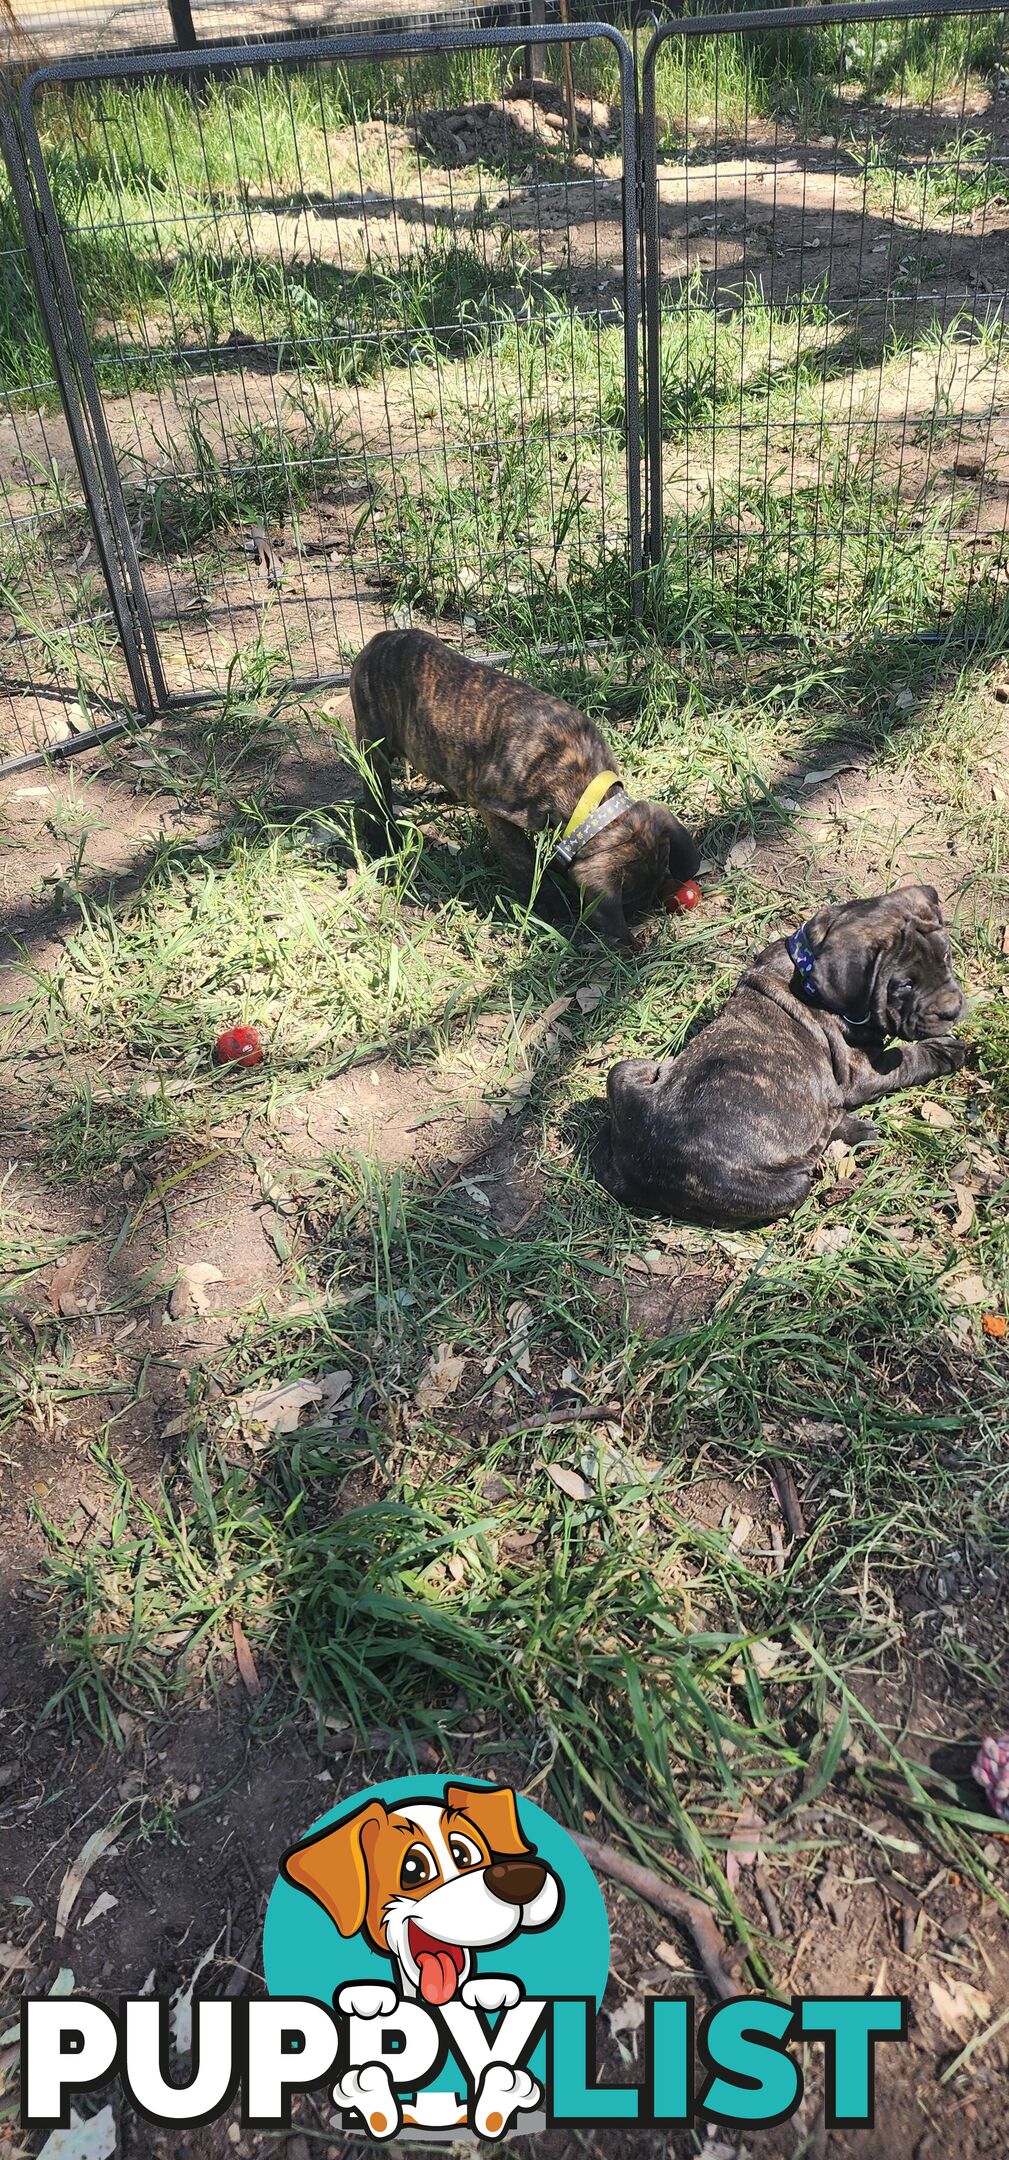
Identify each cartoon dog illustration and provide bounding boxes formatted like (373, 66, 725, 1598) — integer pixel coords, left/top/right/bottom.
(281, 1782, 562, 2139)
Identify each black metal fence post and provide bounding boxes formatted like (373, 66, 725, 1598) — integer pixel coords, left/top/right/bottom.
(0, 102, 159, 722)
(166, 0, 198, 50)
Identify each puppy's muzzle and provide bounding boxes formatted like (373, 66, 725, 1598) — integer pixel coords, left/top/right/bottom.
(485, 1860, 547, 1907)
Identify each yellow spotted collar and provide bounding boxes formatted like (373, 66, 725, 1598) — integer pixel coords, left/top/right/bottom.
(554, 770, 633, 866)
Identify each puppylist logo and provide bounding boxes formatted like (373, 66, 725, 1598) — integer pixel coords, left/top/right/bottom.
(22, 1775, 908, 2141)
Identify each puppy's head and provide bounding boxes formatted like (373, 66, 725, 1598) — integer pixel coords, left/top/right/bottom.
(574, 802, 699, 945)
(799, 883, 965, 1038)
(281, 1784, 561, 2004)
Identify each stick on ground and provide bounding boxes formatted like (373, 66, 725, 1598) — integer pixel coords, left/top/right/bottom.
(570, 1834, 743, 2000)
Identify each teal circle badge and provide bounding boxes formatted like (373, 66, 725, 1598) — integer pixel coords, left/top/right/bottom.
(263, 1775, 610, 2138)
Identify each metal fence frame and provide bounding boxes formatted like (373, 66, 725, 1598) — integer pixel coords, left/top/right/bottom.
(4, 0, 1009, 767)
(6, 18, 642, 749)
(641, 0, 1009, 583)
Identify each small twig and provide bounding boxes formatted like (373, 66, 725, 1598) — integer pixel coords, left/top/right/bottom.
(755, 1863, 783, 1938)
(432, 1138, 502, 1197)
(224, 1924, 263, 2000)
(570, 1834, 742, 2000)
(769, 1457, 807, 1541)
(322, 1727, 439, 1767)
(506, 1400, 622, 1438)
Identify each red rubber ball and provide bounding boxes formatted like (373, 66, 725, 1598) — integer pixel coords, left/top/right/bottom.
(215, 1025, 263, 1068)
(663, 879, 703, 914)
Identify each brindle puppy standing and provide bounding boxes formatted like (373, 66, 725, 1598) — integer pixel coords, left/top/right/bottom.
(593, 884, 967, 1227)
(350, 629, 698, 948)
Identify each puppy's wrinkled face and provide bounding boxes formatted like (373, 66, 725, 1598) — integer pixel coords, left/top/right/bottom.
(584, 801, 699, 916)
(807, 884, 965, 1039)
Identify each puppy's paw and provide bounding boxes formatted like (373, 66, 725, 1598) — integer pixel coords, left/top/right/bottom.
(353, 807, 399, 859)
(929, 1036, 968, 1074)
(334, 1982, 398, 2020)
(461, 1975, 522, 2012)
(474, 2063, 540, 2139)
(333, 2063, 401, 2139)
(835, 1115, 881, 1148)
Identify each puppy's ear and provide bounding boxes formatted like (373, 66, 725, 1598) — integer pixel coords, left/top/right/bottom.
(803, 901, 882, 1023)
(652, 804, 701, 883)
(281, 1799, 387, 1934)
(803, 902, 839, 949)
(895, 881, 942, 924)
(446, 1783, 532, 1859)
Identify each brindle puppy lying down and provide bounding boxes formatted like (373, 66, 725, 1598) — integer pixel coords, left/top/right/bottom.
(593, 885, 967, 1228)
(350, 629, 698, 948)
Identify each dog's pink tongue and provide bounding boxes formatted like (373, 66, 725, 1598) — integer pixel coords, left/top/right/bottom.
(417, 1950, 459, 2006)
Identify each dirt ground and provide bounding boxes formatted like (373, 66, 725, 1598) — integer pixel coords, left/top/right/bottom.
(1, 663, 1007, 2158)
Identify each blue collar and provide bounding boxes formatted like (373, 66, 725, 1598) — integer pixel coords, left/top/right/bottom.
(787, 925, 873, 1028)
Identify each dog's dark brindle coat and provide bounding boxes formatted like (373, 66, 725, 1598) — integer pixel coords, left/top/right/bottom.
(350, 629, 699, 948)
(593, 885, 967, 1227)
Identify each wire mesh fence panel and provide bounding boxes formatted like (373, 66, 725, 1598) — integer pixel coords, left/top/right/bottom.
(16, 23, 640, 707)
(1, 109, 145, 758)
(642, 0, 1009, 642)
(2, 0, 179, 68)
(4, 0, 669, 75)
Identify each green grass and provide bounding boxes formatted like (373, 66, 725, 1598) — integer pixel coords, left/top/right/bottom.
(4, 12, 1008, 676)
(859, 127, 1009, 227)
(4, 620, 1008, 1962)
(3, 11, 1009, 2017)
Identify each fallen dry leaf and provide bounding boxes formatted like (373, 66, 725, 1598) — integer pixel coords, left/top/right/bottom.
(803, 758, 862, 784)
(810, 1222, 853, 1256)
(982, 1312, 1007, 1339)
(950, 1181, 977, 1238)
(55, 1826, 119, 1943)
(928, 1977, 991, 2038)
(576, 978, 608, 1015)
(48, 1246, 93, 1318)
(726, 1805, 767, 1889)
(168, 1262, 224, 1320)
(233, 1376, 322, 1437)
(231, 1617, 261, 1700)
(749, 1639, 783, 1680)
(942, 1270, 991, 1309)
(545, 1463, 593, 1502)
(607, 1997, 645, 2046)
(319, 1369, 353, 1416)
(918, 1101, 956, 1130)
(415, 1344, 466, 1414)
(39, 2107, 117, 2160)
(725, 835, 757, 871)
(504, 1300, 534, 1374)
(81, 1892, 117, 1929)
(460, 1175, 492, 1208)
(697, 2135, 750, 2160)
(171, 1933, 224, 2054)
